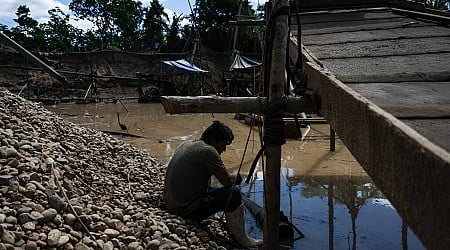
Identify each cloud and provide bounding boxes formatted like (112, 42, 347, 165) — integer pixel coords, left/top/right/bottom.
(0, 0, 68, 22)
(0, 0, 95, 30)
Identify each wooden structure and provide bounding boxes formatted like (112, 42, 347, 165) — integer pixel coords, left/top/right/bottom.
(289, 1, 450, 249)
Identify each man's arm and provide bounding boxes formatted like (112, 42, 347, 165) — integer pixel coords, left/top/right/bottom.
(214, 168, 242, 187)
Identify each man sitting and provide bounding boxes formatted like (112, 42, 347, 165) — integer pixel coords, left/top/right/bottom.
(164, 120, 263, 247)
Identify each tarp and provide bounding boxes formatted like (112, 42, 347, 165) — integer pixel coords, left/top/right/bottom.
(229, 53, 262, 71)
(163, 59, 208, 74)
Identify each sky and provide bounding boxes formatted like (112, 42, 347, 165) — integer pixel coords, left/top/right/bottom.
(0, 0, 263, 30)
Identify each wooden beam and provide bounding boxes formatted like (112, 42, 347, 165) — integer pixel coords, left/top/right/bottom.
(0, 32, 66, 82)
(160, 96, 316, 114)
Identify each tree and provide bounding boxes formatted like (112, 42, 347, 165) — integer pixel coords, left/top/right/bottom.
(193, 0, 257, 52)
(44, 7, 77, 52)
(10, 5, 40, 50)
(143, 0, 168, 51)
(164, 13, 186, 52)
(109, 0, 144, 51)
(426, 0, 450, 10)
(69, 0, 115, 49)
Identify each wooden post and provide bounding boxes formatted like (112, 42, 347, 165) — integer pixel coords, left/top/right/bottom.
(330, 126, 336, 151)
(263, 0, 289, 249)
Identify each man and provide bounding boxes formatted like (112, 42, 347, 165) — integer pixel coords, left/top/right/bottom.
(164, 120, 262, 247)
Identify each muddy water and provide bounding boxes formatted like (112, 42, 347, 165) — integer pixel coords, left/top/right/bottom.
(47, 102, 425, 249)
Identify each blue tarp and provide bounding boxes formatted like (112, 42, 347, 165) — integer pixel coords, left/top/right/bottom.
(163, 59, 208, 74)
(229, 53, 262, 71)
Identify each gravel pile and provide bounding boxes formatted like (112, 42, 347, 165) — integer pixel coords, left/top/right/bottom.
(0, 89, 232, 250)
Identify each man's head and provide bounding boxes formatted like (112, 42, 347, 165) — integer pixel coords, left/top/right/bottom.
(201, 121, 234, 154)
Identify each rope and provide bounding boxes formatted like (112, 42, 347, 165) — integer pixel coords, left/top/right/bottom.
(263, 97, 287, 146)
(220, 115, 257, 220)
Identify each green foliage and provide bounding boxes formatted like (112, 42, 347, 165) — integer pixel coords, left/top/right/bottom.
(69, 0, 115, 48)
(426, 0, 450, 10)
(193, 0, 260, 52)
(164, 14, 188, 53)
(143, 0, 169, 51)
(109, 0, 144, 51)
(43, 7, 80, 52)
(10, 5, 41, 50)
(1, 0, 261, 54)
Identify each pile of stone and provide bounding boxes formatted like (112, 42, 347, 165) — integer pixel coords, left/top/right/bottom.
(0, 89, 230, 249)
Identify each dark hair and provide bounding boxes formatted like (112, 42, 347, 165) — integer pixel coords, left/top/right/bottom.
(201, 121, 234, 145)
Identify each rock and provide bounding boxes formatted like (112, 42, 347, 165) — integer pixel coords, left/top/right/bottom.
(105, 218, 125, 231)
(127, 242, 142, 250)
(63, 213, 77, 225)
(7, 158, 19, 167)
(148, 239, 161, 250)
(47, 229, 62, 247)
(30, 211, 44, 221)
(48, 195, 65, 212)
(74, 242, 90, 250)
(0, 175, 13, 186)
(28, 181, 45, 191)
(41, 208, 57, 222)
(5, 147, 18, 158)
(14, 238, 26, 247)
(57, 235, 70, 246)
(104, 229, 120, 238)
(18, 213, 34, 224)
(5, 216, 17, 225)
(0, 230, 15, 244)
(24, 241, 38, 250)
(22, 221, 36, 230)
(103, 241, 114, 250)
(69, 230, 82, 240)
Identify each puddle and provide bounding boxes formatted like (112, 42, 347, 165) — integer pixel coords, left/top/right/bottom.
(47, 101, 425, 249)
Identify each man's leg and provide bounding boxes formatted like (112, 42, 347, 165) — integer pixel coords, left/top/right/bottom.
(187, 186, 241, 220)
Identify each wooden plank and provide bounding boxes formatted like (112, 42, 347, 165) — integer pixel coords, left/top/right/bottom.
(291, 0, 389, 11)
(228, 20, 266, 26)
(301, 25, 450, 46)
(349, 82, 450, 118)
(160, 96, 316, 114)
(322, 53, 450, 83)
(392, 7, 450, 25)
(307, 37, 450, 59)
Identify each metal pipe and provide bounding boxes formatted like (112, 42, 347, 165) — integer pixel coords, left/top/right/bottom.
(241, 195, 295, 243)
(0, 32, 66, 82)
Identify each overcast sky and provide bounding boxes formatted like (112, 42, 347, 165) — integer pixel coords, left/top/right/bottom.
(0, 0, 263, 30)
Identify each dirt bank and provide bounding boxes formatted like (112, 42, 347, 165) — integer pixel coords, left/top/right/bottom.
(0, 43, 236, 102)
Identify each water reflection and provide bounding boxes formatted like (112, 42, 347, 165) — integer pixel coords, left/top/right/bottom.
(243, 173, 424, 249)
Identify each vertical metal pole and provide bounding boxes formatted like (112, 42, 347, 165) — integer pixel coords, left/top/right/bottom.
(263, 0, 289, 249)
(26, 59, 30, 100)
(330, 126, 336, 151)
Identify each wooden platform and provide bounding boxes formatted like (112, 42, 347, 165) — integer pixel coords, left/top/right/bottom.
(289, 6, 450, 249)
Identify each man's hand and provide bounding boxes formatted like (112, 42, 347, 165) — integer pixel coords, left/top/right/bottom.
(233, 173, 243, 185)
